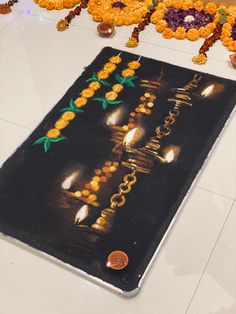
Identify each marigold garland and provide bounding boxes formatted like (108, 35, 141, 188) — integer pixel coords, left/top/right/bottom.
(87, 0, 152, 26)
(35, 0, 80, 10)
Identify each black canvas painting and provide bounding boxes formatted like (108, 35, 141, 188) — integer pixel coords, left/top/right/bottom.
(0, 47, 235, 295)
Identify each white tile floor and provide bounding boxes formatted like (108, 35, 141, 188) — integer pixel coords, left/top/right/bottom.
(0, 3, 236, 314)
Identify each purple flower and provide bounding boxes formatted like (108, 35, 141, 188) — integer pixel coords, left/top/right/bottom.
(163, 7, 214, 31)
(232, 22, 236, 41)
(112, 1, 126, 9)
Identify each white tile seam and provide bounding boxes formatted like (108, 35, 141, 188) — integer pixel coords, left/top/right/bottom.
(197, 186, 235, 201)
(0, 11, 22, 33)
(185, 199, 236, 314)
(140, 39, 230, 63)
(0, 118, 31, 130)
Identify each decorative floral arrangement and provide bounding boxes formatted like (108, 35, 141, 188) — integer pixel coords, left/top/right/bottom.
(151, 0, 218, 41)
(87, 0, 152, 26)
(34, 0, 80, 10)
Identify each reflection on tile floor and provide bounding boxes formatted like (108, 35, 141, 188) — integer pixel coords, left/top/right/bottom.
(0, 2, 236, 313)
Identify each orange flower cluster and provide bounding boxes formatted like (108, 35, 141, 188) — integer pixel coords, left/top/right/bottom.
(35, 0, 80, 10)
(221, 20, 236, 52)
(88, 0, 151, 26)
(152, 0, 218, 41)
(46, 55, 120, 140)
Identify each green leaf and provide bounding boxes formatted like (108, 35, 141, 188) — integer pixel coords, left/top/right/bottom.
(59, 107, 73, 113)
(115, 74, 124, 84)
(102, 101, 109, 110)
(86, 73, 97, 83)
(50, 136, 67, 143)
(218, 8, 226, 14)
(129, 75, 139, 81)
(148, 5, 154, 10)
(44, 139, 51, 153)
(33, 136, 48, 145)
(74, 108, 84, 113)
(99, 79, 110, 86)
(109, 100, 123, 105)
(219, 15, 227, 24)
(69, 99, 76, 110)
(153, 0, 158, 6)
(92, 97, 106, 102)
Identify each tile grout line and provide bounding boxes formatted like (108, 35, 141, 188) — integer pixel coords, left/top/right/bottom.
(196, 186, 235, 201)
(0, 11, 22, 33)
(140, 39, 229, 64)
(0, 118, 31, 130)
(185, 199, 236, 314)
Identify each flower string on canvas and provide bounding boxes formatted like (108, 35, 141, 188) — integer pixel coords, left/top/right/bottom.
(92, 58, 141, 110)
(33, 54, 122, 152)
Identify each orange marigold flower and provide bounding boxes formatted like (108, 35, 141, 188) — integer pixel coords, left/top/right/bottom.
(156, 20, 167, 33)
(103, 62, 116, 73)
(182, 0, 193, 10)
(126, 37, 138, 48)
(192, 53, 207, 64)
(175, 27, 186, 39)
(128, 61, 141, 69)
(163, 28, 175, 39)
(105, 91, 118, 101)
(199, 26, 212, 37)
(112, 84, 124, 93)
(227, 5, 236, 19)
(75, 97, 88, 107)
(195, 0, 204, 11)
(97, 70, 109, 80)
(54, 119, 69, 130)
(109, 56, 122, 64)
(227, 16, 235, 25)
(89, 81, 101, 90)
(61, 111, 76, 121)
(122, 68, 135, 77)
(81, 88, 95, 98)
(47, 128, 60, 138)
(205, 2, 217, 15)
(187, 28, 199, 41)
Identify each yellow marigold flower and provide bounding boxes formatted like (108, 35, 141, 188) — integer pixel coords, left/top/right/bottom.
(46, 2, 55, 9)
(81, 88, 95, 98)
(151, 10, 164, 24)
(124, 17, 133, 26)
(103, 62, 116, 73)
(114, 17, 124, 26)
(227, 16, 235, 25)
(61, 111, 76, 121)
(122, 68, 135, 77)
(228, 42, 236, 51)
(89, 81, 101, 90)
(54, 119, 69, 130)
(47, 128, 60, 138)
(163, 28, 175, 39)
(195, 0, 204, 11)
(105, 91, 118, 101)
(156, 20, 167, 33)
(157, 3, 167, 10)
(126, 37, 138, 48)
(199, 26, 212, 38)
(109, 56, 122, 64)
(75, 97, 88, 107)
(227, 6, 236, 19)
(128, 61, 141, 69)
(223, 23, 232, 30)
(97, 70, 109, 80)
(182, 0, 193, 10)
(175, 27, 186, 39)
(174, 0, 183, 9)
(192, 53, 207, 64)
(187, 28, 199, 41)
(205, 2, 217, 15)
(112, 84, 124, 93)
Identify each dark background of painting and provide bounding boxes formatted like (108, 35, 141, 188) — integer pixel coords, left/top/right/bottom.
(0, 47, 235, 293)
